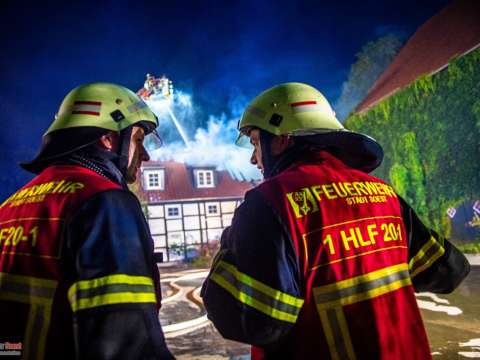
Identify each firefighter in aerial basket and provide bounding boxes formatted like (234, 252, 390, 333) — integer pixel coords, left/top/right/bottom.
(201, 82, 470, 359)
(0, 83, 174, 359)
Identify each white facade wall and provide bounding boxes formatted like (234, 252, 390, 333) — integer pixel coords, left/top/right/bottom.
(147, 199, 241, 261)
(184, 216, 200, 230)
(147, 205, 164, 218)
(221, 202, 236, 213)
(149, 219, 165, 234)
(182, 203, 199, 215)
(166, 219, 183, 232)
(152, 235, 166, 248)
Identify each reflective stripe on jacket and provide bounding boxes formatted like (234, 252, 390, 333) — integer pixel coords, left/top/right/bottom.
(202, 151, 473, 360)
(0, 165, 170, 359)
(254, 151, 431, 359)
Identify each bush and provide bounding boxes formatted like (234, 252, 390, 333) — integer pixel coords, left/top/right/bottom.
(188, 241, 221, 267)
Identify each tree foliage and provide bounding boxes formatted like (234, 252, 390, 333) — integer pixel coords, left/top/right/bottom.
(335, 34, 403, 121)
(345, 48, 480, 239)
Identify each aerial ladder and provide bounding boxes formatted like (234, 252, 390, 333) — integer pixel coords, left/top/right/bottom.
(137, 74, 190, 148)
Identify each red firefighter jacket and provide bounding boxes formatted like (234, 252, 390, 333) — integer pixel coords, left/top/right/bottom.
(201, 151, 470, 360)
(0, 164, 173, 359)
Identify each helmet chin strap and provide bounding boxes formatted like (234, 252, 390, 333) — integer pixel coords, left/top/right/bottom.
(114, 127, 132, 178)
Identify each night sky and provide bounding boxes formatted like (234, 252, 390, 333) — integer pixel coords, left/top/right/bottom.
(0, 0, 449, 200)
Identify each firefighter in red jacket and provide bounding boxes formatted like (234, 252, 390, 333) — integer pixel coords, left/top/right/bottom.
(201, 82, 470, 359)
(0, 83, 174, 359)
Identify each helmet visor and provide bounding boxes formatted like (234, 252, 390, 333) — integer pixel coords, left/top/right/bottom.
(145, 128, 163, 148)
(235, 133, 252, 148)
(235, 125, 257, 148)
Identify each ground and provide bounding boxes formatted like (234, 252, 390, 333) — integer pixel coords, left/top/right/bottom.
(158, 259, 480, 359)
(423, 259, 480, 359)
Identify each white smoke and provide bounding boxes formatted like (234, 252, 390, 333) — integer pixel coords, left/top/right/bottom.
(146, 90, 197, 144)
(145, 89, 262, 181)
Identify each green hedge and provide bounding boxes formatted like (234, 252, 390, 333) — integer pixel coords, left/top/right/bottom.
(345, 48, 480, 238)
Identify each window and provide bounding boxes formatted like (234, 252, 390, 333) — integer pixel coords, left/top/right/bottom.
(165, 205, 181, 219)
(205, 202, 220, 216)
(143, 169, 164, 190)
(167, 207, 179, 217)
(149, 173, 159, 187)
(207, 205, 218, 214)
(196, 170, 214, 188)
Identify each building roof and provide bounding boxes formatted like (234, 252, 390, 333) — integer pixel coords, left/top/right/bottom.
(355, 0, 480, 113)
(137, 161, 253, 203)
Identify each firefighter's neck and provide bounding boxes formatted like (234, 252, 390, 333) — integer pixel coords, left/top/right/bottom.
(269, 134, 293, 156)
(261, 132, 294, 178)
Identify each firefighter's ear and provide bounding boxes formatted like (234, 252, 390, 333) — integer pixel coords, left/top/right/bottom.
(98, 131, 120, 151)
(270, 134, 293, 156)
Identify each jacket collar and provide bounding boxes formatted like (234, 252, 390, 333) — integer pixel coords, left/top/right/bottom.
(63, 148, 128, 189)
(270, 146, 349, 177)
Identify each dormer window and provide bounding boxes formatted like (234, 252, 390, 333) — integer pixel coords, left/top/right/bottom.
(143, 169, 165, 190)
(195, 169, 215, 188)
